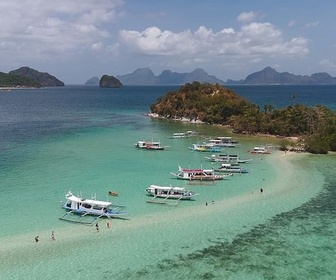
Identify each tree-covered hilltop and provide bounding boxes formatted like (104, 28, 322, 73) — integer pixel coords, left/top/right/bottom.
(150, 82, 253, 123)
(150, 82, 336, 154)
(0, 72, 42, 88)
(9, 67, 64, 87)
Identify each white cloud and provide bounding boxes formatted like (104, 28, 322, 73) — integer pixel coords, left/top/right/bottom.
(319, 59, 336, 69)
(305, 21, 320, 28)
(119, 22, 309, 58)
(0, 0, 124, 60)
(237, 11, 259, 23)
(119, 27, 199, 55)
(288, 20, 296, 28)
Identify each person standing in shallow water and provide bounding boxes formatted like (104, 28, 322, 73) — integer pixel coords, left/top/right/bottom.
(35, 236, 39, 242)
(51, 231, 55, 240)
(260, 188, 263, 193)
(95, 222, 99, 232)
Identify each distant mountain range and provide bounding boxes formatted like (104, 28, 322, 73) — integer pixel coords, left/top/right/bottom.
(116, 68, 225, 85)
(227, 66, 336, 85)
(86, 66, 336, 86)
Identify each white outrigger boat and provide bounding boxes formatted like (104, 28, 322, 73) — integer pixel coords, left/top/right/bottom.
(170, 166, 228, 181)
(146, 185, 198, 200)
(248, 146, 271, 154)
(145, 185, 198, 205)
(188, 143, 222, 153)
(215, 163, 249, 174)
(59, 191, 127, 224)
(169, 132, 189, 139)
(135, 140, 165, 150)
(207, 139, 237, 148)
(205, 154, 252, 163)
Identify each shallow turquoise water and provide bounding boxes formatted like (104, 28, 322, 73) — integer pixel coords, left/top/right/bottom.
(0, 122, 330, 279)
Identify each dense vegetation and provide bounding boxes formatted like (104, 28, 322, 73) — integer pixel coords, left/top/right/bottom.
(0, 72, 42, 88)
(150, 82, 336, 154)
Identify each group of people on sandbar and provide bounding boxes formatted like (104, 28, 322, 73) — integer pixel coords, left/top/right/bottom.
(35, 221, 113, 242)
(35, 231, 55, 243)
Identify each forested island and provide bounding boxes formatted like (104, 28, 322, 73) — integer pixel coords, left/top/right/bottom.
(150, 82, 336, 154)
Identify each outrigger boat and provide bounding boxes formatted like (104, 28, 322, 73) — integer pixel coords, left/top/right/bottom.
(216, 136, 238, 144)
(170, 166, 228, 181)
(169, 132, 189, 139)
(59, 191, 127, 224)
(135, 140, 165, 150)
(188, 143, 222, 153)
(205, 154, 252, 163)
(215, 163, 249, 174)
(207, 139, 237, 148)
(146, 185, 198, 200)
(248, 146, 271, 154)
(145, 185, 198, 205)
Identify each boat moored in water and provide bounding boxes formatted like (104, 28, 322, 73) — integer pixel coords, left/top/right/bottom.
(135, 140, 165, 150)
(170, 166, 228, 181)
(188, 143, 222, 153)
(60, 191, 127, 224)
(207, 139, 237, 148)
(169, 132, 189, 139)
(215, 163, 249, 174)
(248, 146, 271, 154)
(205, 154, 252, 163)
(145, 185, 198, 200)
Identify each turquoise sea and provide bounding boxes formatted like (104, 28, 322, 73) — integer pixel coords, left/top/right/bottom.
(0, 85, 335, 279)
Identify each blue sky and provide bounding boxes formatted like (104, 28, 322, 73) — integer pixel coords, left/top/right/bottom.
(1, 0, 335, 84)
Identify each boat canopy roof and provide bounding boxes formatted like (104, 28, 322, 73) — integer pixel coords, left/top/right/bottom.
(179, 167, 214, 173)
(149, 185, 185, 191)
(65, 192, 111, 207)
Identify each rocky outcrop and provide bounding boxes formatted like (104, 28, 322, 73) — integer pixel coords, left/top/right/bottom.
(9, 66, 64, 87)
(99, 75, 123, 88)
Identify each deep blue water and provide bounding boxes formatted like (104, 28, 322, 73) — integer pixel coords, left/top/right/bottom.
(228, 85, 336, 110)
(1, 84, 335, 141)
(1, 84, 335, 157)
(1, 84, 335, 156)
